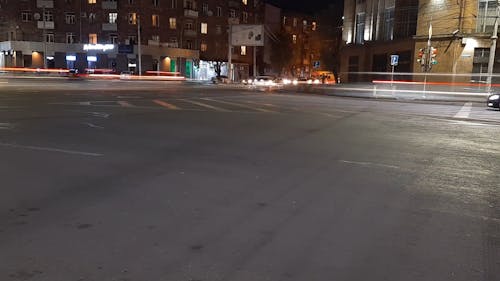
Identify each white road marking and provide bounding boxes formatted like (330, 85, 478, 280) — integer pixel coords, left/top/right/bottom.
(153, 99, 180, 110)
(0, 122, 13, 129)
(87, 111, 110, 118)
(454, 102, 472, 119)
(339, 160, 400, 169)
(117, 101, 135, 108)
(201, 98, 276, 113)
(180, 99, 228, 112)
(82, 122, 104, 129)
(0, 142, 103, 157)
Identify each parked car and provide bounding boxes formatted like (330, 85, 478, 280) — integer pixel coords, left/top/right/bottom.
(487, 93, 500, 109)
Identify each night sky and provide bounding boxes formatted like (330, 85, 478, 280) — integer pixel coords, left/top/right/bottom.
(267, 0, 343, 14)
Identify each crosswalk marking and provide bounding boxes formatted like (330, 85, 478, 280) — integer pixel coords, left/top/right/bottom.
(179, 99, 228, 112)
(454, 102, 472, 119)
(201, 98, 276, 113)
(153, 99, 180, 110)
(117, 101, 135, 108)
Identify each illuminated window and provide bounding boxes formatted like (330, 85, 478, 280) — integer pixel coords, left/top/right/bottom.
(240, 46, 246, 55)
(201, 22, 208, 34)
(128, 12, 137, 25)
(169, 17, 176, 29)
(108, 12, 117, 24)
(312, 21, 317, 31)
(242, 0, 247, 5)
(89, 33, 97, 44)
(88, 0, 96, 3)
(201, 42, 207, 52)
(292, 34, 297, 44)
(152, 14, 160, 27)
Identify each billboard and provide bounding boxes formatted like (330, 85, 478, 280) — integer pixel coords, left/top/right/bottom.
(231, 25, 264, 46)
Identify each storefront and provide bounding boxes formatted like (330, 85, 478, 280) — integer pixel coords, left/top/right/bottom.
(0, 41, 199, 76)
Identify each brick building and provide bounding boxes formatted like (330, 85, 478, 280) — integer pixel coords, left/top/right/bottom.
(0, 0, 261, 79)
(341, 0, 500, 83)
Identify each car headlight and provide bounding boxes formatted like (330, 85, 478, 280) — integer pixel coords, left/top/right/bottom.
(313, 79, 320, 84)
(307, 79, 313, 84)
(489, 94, 500, 100)
(283, 79, 291, 85)
(247, 79, 252, 84)
(292, 79, 298, 85)
(242, 79, 247, 84)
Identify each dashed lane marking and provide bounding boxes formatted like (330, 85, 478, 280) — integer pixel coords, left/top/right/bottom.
(153, 99, 180, 110)
(454, 102, 472, 119)
(179, 99, 228, 112)
(0, 142, 103, 157)
(82, 122, 104, 129)
(201, 98, 276, 113)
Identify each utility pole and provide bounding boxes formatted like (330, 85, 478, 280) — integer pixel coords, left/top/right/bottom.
(137, 15, 142, 76)
(43, 5, 47, 69)
(228, 24, 232, 82)
(487, 2, 500, 92)
(253, 46, 257, 77)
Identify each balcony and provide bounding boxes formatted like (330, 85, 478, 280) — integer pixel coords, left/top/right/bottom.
(184, 9, 199, 18)
(148, 40, 160, 46)
(102, 23, 117, 31)
(37, 21, 54, 29)
(183, 29, 197, 37)
(102, 1, 118, 10)
(37, 0, 54, 8)
(228, 18, 240, 25)
(163, 42, 179, 48)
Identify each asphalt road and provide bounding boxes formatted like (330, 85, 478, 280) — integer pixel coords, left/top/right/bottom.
(0, 79, 499, 281)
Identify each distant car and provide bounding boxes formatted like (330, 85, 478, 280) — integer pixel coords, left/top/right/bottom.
(211, 75, 229, 84)
(487, 93, 500, 109)
(68, 69, 80, 79)
(120, 71, 132, 79)
(251, 76, 277, 87)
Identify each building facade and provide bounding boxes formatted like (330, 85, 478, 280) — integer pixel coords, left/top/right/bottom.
(341, 0, 500, 83)
(0, 0, 261, 79)
(340, 0, 418, 82)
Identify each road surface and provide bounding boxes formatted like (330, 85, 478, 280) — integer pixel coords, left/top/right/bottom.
(0, 79, 499, 281)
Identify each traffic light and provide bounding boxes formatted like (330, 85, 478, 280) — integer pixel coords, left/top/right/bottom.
(430, 47, 438, 65)
(417, 48, 426, 67)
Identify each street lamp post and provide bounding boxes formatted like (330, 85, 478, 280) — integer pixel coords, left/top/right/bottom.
(487, 2, 500, 92)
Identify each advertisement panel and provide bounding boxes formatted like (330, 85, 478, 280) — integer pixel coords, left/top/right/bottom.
(231, 25, 264, 46)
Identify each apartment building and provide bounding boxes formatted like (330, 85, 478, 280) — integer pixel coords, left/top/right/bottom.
(341, 0, 500, 82)
(0, 0, 259, 78)
(280, 10, 320, 77)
